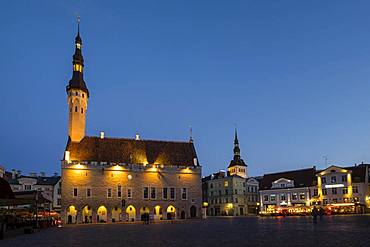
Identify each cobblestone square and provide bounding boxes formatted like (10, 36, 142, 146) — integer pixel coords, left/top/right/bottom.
(2, 215, 370, 247)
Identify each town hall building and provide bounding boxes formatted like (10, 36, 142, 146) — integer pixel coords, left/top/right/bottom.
(61, 21, 202, 224)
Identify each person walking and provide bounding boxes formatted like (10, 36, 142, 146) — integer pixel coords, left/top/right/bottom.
(319, 207, 324, 221)
(312, 206, 318, 224)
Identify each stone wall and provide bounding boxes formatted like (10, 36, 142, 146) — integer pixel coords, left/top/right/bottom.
(61, 163, 202, 224)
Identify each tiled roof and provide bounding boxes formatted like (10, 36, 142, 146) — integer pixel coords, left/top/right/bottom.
(344, 166, 366, 183)
(260, 168, 316, 190)
(65, 136, 198, 166)
(36, 176, 61, 185)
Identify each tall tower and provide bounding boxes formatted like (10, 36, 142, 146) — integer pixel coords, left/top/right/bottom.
(66, 18, 89, 142)
(227, 129, 248, 178)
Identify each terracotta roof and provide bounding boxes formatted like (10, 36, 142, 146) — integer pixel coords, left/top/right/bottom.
(260, 168, 316, 190)
(65, 136, 198, 166)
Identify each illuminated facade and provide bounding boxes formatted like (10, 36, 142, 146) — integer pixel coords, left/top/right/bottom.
(259, 164, 370, 215)
(311, 165, 369, 214)
(203, 132, 259, 216)
(259, 168, 315, 215)
(61, 22, 202, 224)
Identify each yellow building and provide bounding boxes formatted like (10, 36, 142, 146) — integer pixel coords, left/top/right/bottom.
(61, 21, 202, 224)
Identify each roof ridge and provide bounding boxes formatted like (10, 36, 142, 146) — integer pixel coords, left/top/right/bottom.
(85, 135, 192, 144)
(263, 167, 315, 176)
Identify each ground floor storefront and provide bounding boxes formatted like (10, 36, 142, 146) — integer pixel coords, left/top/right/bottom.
(63, 204, 200, 224)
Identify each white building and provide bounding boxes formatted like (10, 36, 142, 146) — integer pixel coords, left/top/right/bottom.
(4, 170, 61, 212)
(311, 164, 370, 213)
(259, 168, 315, 215)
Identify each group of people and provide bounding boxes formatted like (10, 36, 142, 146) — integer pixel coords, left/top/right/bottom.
(311, 206, 325, 223)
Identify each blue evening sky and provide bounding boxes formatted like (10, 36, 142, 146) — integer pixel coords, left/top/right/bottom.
(1, 0, 370, 177)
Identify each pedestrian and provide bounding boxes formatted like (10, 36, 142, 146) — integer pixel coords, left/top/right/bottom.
(319, 207, 324, 220)
(312, 206, 318, 224)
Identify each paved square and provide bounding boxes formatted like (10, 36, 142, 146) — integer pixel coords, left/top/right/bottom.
(2, 215, 369, 247)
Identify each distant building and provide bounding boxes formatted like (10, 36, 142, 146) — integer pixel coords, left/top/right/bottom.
(259, 168, 315, 215)
(3, 170, 61, 212)
(203, 130, 259, 216)
(259, 164, 370, 215)
(61, 22, 202, 224)
(311, 164, 370, 213)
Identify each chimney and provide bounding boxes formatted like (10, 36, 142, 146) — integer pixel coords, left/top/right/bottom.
(40, 172, 46, 177)
(313, 165, 316, 170)
(53, 172, 58, 177)
(100, 131, 105, 139)
(29, 172, 37, 177)
(135, 134, 140, 140)
(193, 158, 198, 166)
(12, 169, 17, 179)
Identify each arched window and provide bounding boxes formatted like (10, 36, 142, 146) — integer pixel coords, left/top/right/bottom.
(81, 108, 84, 114)
(76, 92, 79, 96)
(75, 106, 78, 112)
(82, 93, 85, 98)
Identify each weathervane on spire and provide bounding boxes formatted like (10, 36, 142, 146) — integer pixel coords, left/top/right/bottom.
(77, 15, 80, 34)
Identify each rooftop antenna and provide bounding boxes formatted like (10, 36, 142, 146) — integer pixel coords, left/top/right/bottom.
(323, 155, 328, 167)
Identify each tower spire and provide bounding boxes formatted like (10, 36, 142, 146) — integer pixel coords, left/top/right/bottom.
(66, 17, 89, 143)
(234, 128, 239, 145)
(66, 16, 88, 97)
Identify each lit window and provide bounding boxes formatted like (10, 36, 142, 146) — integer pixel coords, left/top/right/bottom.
(299, 193, 305, 200)
(292, 193, 298, 200)
(224, 181, 228, 187)
(76, 43, 81, 49)
(107, 188, 112, 198)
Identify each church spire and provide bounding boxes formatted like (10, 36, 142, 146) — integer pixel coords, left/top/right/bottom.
(66, 16, 89, 97)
